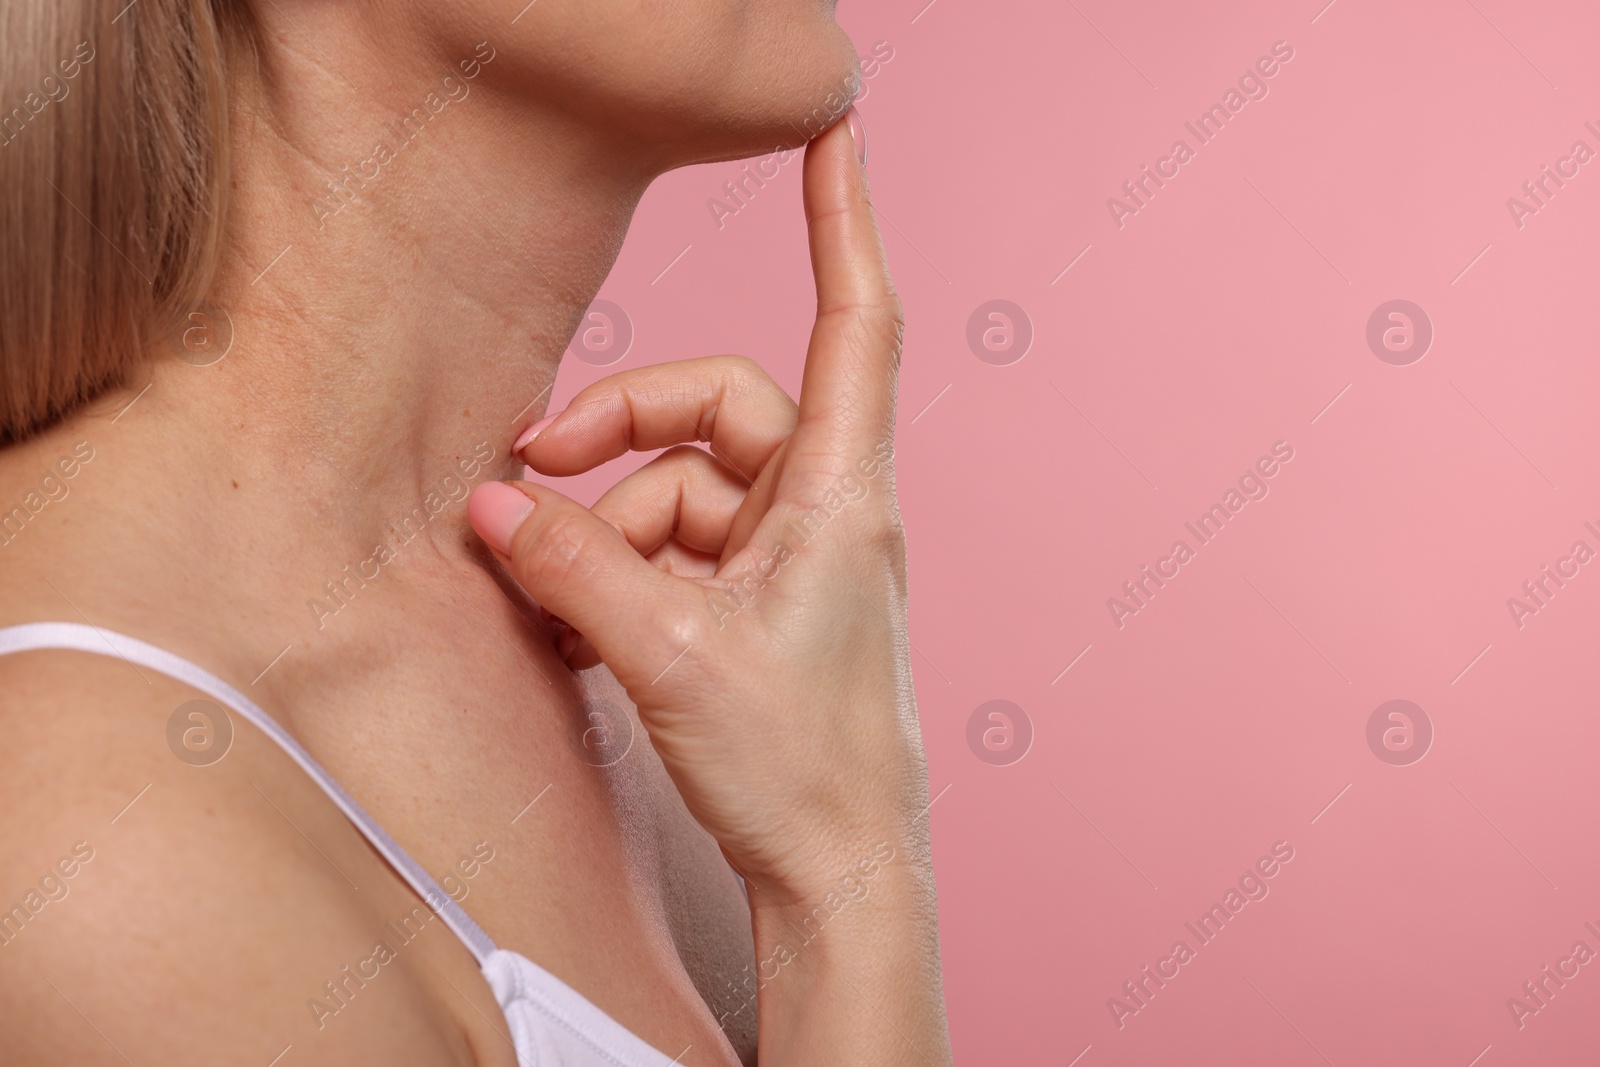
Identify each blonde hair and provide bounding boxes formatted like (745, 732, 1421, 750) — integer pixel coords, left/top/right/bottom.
(0, 1, 253, 442)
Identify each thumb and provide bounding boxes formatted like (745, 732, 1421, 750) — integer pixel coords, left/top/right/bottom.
(466, 480, 697, 684)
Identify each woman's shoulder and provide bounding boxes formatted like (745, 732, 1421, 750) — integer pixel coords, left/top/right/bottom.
(0, 649, 508, 1066)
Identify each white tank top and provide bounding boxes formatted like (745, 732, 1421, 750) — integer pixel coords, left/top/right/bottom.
(0, 622, 684, 1067)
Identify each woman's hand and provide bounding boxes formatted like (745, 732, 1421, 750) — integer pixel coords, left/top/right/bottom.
(522, 352, 801, 671)
(469, 110, 950, 1066)
(467, 112, 923, 909)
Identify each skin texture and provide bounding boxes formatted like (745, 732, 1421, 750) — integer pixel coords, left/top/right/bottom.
(0, 1, 949, 1064)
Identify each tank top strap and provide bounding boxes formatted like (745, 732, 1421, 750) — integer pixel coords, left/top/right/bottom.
(0, 621, 498, 964)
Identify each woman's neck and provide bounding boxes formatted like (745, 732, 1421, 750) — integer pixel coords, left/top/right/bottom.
(0, 20, 654, 692)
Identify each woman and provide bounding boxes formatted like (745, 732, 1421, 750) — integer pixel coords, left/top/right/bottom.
(0, 1, 951, 1064)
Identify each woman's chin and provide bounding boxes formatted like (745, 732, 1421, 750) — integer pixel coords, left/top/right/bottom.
(672, 57, 864, 167)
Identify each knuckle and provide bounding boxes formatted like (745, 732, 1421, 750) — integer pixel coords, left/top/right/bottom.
(663, 606, 710, 650)
(717, 352, 764, 379)
(658, 443, 710, 468)
(655, 604, 715, 670)
(655, 444, 715, 485)
(874, 509, 909, 559)
(844, 496, 905, 551)
(720, 354, 794, 411)
(854, 482, 907, 539)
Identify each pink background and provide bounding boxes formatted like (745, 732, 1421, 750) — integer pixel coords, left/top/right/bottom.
(548, 1, 1600, 1063)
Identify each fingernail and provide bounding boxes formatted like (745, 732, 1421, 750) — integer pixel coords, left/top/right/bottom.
(467, 481, 535, 555)
(557, 629, 579, 660)
(513, 411, 562, 456)
(845, 106, 867, 167)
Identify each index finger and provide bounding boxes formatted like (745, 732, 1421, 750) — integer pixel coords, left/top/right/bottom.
(796, 108, 904, 449)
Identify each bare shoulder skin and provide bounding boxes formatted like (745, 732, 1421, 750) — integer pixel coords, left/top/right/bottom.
(0, 584, 757, 1064)
(0, 653, 504, 1065)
